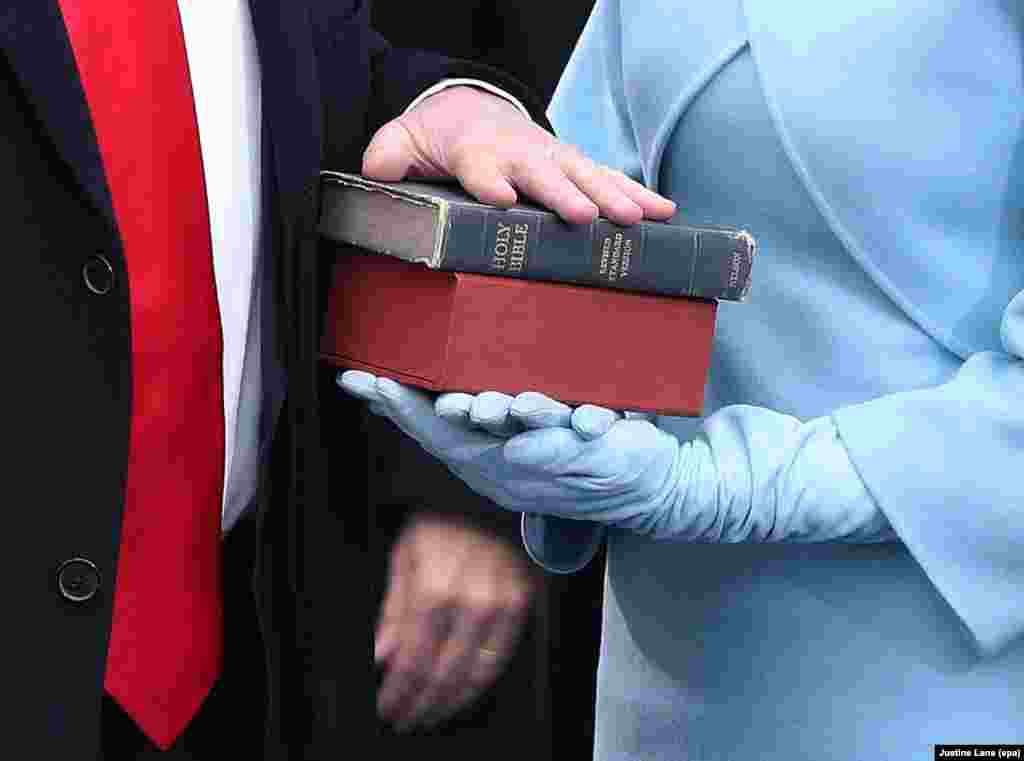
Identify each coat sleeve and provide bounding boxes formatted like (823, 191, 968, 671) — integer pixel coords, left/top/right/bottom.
(364, 31, 553, 136)
(830, 293, 1024, 657)
(309, 1, 552, 174)
(545, 0, 1024, 660)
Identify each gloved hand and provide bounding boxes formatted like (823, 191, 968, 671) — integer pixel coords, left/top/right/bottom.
(338, 371, 895, 543)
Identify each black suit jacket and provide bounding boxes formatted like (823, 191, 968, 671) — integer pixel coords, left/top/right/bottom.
(372, 0, 596, 103)
(0, 1, 546, 758)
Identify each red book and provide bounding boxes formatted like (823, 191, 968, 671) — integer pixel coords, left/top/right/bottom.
(320, 254, 716, 416)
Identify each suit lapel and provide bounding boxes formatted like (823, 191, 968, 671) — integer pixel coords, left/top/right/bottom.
(247, 0, 322, 225)
(0, 0, 116, 231)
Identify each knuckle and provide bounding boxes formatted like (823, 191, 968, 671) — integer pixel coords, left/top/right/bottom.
(505, 152, 531, 177)
(507, 152, 540, 181)
(420, 580, 458, 609)
(464, 586, 500, 616)
(445, 137, 474, 170)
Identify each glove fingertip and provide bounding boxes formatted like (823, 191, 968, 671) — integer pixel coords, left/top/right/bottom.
(511, 392, 572, 428)
(435, 392, 473, 420)
(470, 392, 513, 427)
(339, 369, 373, 382)
(337, 370, 379, 400)
(572, 405, 619, 440)
(514, 391, 558, 406)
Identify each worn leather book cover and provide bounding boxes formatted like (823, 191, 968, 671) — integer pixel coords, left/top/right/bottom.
(319, 253, 716, 416)
(319, 171, 755, 302)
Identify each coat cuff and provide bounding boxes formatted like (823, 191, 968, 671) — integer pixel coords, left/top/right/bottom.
(833, 358, 1024, 658)
(405, 78, 532, 121)
(520, 513, 605, 574)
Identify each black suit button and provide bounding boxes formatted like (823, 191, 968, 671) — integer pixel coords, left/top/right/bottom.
(82, 255, 115, 295)
(57, 558, 101, 603)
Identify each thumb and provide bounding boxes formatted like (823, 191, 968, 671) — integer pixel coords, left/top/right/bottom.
(376, 532, 413, 662)
(362, 119, 420, 182)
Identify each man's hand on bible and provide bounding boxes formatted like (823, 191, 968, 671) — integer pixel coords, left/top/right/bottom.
(362, 84, 676, 226)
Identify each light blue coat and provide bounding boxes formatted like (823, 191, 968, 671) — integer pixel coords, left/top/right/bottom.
(526, 1, 1024, 757)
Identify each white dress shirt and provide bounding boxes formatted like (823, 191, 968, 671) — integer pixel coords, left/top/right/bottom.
(175, 1, 530, 532)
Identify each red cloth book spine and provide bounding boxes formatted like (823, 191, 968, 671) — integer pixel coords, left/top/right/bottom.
(320, 255, 716, 416)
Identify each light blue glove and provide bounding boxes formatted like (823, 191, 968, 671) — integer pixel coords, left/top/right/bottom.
(338, 371, 894, 543)
(339, 373, 654, 528)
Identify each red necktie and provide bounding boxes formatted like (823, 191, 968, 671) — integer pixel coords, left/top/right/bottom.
(58, 1, 225, 749)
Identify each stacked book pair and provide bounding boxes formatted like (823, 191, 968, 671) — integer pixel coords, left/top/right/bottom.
(317, 171, 754, 416)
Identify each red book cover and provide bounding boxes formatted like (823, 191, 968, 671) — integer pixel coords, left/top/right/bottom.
(319, 255, 716, 416)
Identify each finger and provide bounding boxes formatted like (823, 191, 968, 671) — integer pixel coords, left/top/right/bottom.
(557, 146, 644, 226)
(396, 586, 497, 731)
(452, 156, 518, 208)
(509, 392, 574, 429)
(377, 599, 453, 725)
(571, 405, 623, 440)
(436, 604, 526, 725)
(502, 427, 587, 473)
(470, 392, 523, 438)
(435, 392, 475, 427)
(375, 377, 504, 459)
(336, 370, 383, 403)
(375, 538, 413, 665)
(362, 119, 421, 182)
(605, 169, 678, 221)
(504, 154, 599, 226)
